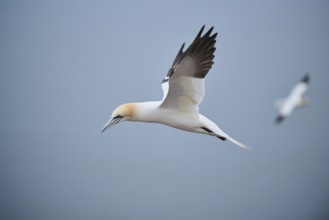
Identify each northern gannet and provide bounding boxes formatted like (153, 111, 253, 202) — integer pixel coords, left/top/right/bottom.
(275, 74, 310, 124)
(102, 26, 248, 149)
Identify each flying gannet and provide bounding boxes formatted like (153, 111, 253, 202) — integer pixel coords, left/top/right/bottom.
(102, 25, 248, 149)
(275, 74, 310, 124)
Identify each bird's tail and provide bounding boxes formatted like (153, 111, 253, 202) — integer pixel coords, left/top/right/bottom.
(222, 134, 250, 150)
(199, 114, 250, 150)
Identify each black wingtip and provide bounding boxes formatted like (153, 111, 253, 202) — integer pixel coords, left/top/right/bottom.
(216, 135, 227, 141)
(275, 115, 285, 124)
(201, 127, 226, 141)
(301, 73, 310, 84)
(195, 25, 205, 39)
(178, 42, 185, 53)
(194, 25, 217, 38)
(194, 25, 217, 41)
(204, 26, 214, 36)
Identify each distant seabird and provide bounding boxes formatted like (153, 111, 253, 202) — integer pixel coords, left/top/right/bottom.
(275, 74, 310, 124)
(102, 26, 248, 149)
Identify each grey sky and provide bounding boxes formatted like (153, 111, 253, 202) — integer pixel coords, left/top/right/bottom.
(1, 1, 329, 219)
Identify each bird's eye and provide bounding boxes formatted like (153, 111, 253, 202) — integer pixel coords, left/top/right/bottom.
(113, 115, 123, 119)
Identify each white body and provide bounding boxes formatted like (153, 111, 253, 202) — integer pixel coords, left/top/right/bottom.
(136, 101, 225, 134)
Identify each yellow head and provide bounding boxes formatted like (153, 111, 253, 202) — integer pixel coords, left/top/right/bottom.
(101, 103, 137, 132)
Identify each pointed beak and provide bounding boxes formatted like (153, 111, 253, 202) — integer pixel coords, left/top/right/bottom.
(101, 116, 123, 132)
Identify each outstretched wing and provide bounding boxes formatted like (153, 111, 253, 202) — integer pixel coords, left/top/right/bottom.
(160, 25, 217, 113)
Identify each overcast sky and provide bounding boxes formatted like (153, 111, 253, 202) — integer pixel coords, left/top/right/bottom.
(1, 1, 329, 219)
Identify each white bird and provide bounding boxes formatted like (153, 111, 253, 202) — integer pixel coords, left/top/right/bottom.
(275, 74, 310, 124)
(102, 26, 248, 149)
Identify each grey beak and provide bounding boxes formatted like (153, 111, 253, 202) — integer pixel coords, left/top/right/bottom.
(101, 116, 123, 132)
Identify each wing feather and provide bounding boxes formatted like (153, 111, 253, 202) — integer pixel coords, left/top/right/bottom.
(160, 26, 217, 112)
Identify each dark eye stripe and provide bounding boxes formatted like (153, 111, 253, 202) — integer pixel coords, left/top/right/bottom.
(113, 115, 123, 119)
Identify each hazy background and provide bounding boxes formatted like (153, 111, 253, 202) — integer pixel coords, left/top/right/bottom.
(1, 0, 329, 219)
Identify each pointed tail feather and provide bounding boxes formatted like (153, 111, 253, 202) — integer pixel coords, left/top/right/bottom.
(225, 135, 250, 150)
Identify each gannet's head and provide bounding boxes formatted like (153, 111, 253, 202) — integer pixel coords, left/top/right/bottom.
(101, 103, 137, 132)
(299, 97, 310, 107)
